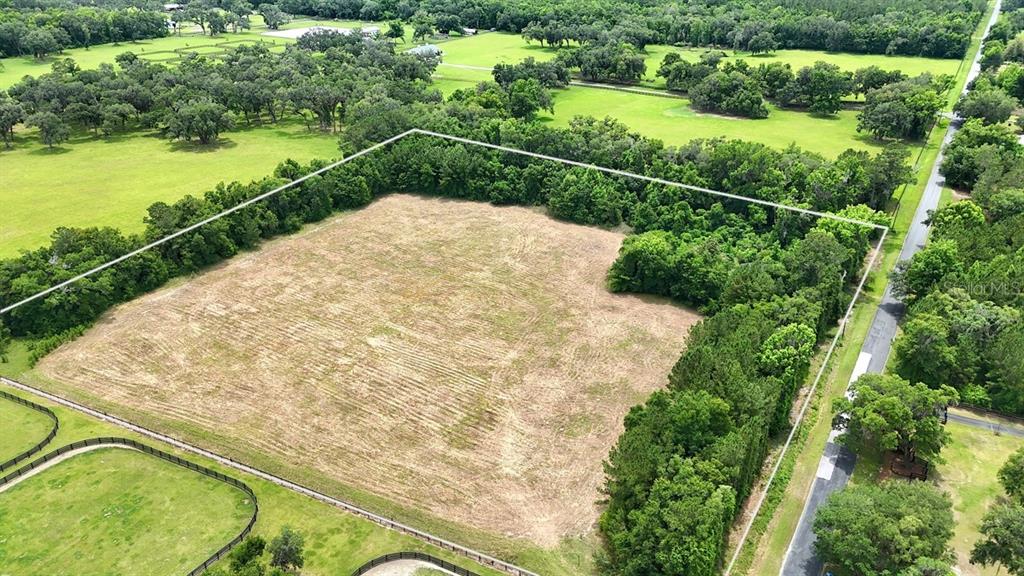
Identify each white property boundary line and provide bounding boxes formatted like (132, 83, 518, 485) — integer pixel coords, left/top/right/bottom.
(0, 129, 414, 315)
(0, 128, 885, 316)
(723, 227, 887, 576)
(0, 128, 889, 575)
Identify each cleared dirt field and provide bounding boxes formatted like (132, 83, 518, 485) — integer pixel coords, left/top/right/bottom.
(38, 194, 698, 546)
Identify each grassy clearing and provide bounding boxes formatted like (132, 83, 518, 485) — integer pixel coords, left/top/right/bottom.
(0, 120, 339, 258)
(541, 88, 882, 156)
(434, 63, 900, 157)
(0, 446, 253, 574)
(935, 422, 1021, 576)
(434, 32, 959, 157)
(0, 381, 509, 576)
(0, 395, 52, 462)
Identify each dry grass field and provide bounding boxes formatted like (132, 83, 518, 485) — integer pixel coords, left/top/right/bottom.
(38, 194, 698, 546)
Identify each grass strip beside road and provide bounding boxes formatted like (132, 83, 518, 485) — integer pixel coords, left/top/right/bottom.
(734, 0, 996, 569)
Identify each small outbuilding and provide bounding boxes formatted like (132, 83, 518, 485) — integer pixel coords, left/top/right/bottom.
(407, 44, 443, 60)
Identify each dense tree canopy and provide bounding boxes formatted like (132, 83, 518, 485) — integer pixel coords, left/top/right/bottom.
(274, 0, 985, 58)
(813, 481, 955, 576)
(835, 373, 958, 464)
(0, 5, 168, 58)
(858, 75, 945, 140)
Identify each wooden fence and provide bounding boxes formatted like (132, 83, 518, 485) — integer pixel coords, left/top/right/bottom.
(0, 436, 258, 576)
(0, 389, 59, 473)
(352, 551, 482, 576)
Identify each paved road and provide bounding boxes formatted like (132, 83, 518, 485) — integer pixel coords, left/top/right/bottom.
(948, 412, 1024, 438)
(780, 2, 1003, 574)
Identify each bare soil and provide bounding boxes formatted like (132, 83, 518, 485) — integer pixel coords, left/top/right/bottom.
(39, 194, 699, 546)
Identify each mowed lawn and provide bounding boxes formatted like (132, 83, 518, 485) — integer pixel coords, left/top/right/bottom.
(432, 67, 894, 157)
(437, 32, 962, 84)
(935, 421, 1024, 576)
(0, 447, 253, 574)
(541, 88, 879, 156)
(0, 397, 52, 463)
(0, 121, 339, 257)
(434, 33, 960, 156)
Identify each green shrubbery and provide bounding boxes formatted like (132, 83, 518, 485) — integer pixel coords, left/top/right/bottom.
(892, 109, 1024, 414)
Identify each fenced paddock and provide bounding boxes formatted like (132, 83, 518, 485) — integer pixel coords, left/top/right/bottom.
(263, 25, 357, 39)
(352, 551, 482, 576)
(0, 437, 257, 576)
(0, 389, 58, 472)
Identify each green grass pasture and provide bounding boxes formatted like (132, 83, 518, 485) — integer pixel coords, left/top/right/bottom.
(542, 88, 880, 156)
(0, 120, 339, 257)
(0, 446, 253, 574)
(0, 396, 52, 462)
(936, 421, 1022, 576)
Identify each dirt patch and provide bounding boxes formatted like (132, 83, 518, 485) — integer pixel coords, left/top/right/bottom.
(38, 194, 699, 546)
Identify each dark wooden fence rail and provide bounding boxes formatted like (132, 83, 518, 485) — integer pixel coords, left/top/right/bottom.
(0, 436, 258, 576)
(2, 376, 539, 576)
(0, 389, 59, 473)
(352, 551, 482, 576)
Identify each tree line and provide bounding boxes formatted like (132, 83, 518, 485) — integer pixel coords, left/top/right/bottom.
(268, 0, 984, 58)
(0, 6, 168, 58)
(0, 33, 438, 149)
(886, 4, 1024, 416)
(889, 128, 1023, 414)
